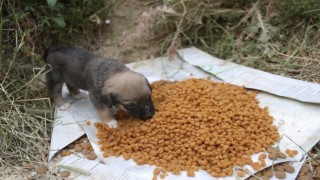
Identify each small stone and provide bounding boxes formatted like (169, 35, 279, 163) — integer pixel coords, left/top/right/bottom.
(60, 170, 71, 177)
(36, 166, 47, 174)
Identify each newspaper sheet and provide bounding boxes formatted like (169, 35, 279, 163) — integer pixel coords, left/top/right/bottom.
(49, 48, 320, 180)
(177, 47, 320, 104)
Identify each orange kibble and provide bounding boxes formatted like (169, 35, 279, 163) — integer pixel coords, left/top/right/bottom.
(258, 153, 267, 160)
(187, 170, 195, 177)
(291, 150, 298, 155)
(94, 79, 279, 178)
(237, 171, 245, 177)
(153, 168, 161, 175)
(86, 120, 91, 126)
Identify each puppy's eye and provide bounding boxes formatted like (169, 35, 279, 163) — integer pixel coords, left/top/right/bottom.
(125, 103, 136, 108)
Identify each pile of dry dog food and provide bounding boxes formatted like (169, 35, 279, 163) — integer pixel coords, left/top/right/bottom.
(95, 79, 280, 177)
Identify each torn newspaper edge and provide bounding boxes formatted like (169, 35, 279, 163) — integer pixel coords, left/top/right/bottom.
(177, 47, 320, 104)
(49, 49, 320, 180)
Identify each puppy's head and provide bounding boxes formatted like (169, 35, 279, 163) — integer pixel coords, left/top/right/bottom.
(103, 71, 155, 120)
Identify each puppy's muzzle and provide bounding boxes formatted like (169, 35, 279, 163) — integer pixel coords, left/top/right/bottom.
(141, 103, 155, 120)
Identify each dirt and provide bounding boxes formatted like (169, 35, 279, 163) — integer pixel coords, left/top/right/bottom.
(1, 1, 156, 180)
(95, 0, 161, 63)
(2, 0, 320, 179)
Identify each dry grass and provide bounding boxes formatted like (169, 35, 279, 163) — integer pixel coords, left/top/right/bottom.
(0, 0, 113, 169)
(122, 0, 320, 82)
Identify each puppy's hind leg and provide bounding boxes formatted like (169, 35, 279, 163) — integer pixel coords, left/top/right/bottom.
(67, 84, 87, 99)
(47, 70, 70, 110)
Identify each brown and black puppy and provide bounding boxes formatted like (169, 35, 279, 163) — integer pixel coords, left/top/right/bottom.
(44, 47, 155, 127)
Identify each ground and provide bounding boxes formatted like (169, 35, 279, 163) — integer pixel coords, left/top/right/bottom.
(1, 0, 320, 179)
(95, 0, 160, 63)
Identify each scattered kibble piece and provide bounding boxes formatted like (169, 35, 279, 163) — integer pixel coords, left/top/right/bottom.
(86, 121, 91, 126)
(60, 170, 71, 178)
(268, 153, 278, 160)
(275, 164, 285, 171)
(152, 175, 157, 180)
(74, 144, 83, 152)
(187, 170, 195, 177)
(36, 166, 48, 175)
(259, 176, 270, 180)
(95, 79, 280, 177)
(277, 151, 287, 159)
(160, 173, 166, 179)
(262, 169, 273, 178)
(285, 149, 299, 157)
(275, 171, 286, 179)
(284, 164, 295, 173)
(87, 152, 97, 160)
(258, 154, 267, 160)
(237, 170, 246, 177)
(153, 168, 161, 175)
(61, 150, 72, 156)
(83, 150, 91, 155)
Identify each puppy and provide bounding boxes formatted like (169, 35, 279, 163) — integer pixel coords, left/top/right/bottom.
(44, 47, 155, 127)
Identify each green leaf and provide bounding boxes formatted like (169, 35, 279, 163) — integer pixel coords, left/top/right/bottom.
(51, 16, 66, 28)
(47, 0, 57, 9)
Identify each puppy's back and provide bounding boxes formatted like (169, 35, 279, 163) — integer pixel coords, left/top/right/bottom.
(44, 47, 97, 67)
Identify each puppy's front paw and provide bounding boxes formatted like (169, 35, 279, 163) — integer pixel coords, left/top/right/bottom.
(58, 103, 71, 111)
(73, 93, 87, 100)
(106, 119, 118, 128)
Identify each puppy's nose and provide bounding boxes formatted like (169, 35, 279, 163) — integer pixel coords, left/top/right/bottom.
(143, 111, 155, 119)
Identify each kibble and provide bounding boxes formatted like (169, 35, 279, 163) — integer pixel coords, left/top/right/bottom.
(86, 121, 91, 126)
(187, 170, 195, 177)
(60, 170, 71, 178)
(87, 152, 97, 160)
(284, 164, 295, 173)
(275, 170, 286, 179)
(95, 79, 280, 177)
(153, 168, 161, 175)
(74, 144, 83, 152)
(268, 153, 278, 160)
(277, 151, 287, 159)
(237, 170, 246, 177)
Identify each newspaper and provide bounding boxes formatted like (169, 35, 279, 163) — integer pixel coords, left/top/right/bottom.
(49, 48, 320, 180)
(177, 47, 320, 104)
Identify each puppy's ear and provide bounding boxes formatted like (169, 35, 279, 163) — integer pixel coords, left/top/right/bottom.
(145, 78, 152, 92)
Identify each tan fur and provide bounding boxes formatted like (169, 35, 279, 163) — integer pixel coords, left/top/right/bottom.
(102, 71, 151, 103)
(52, 93, 66, 107)
(96, 108, 114, 123)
